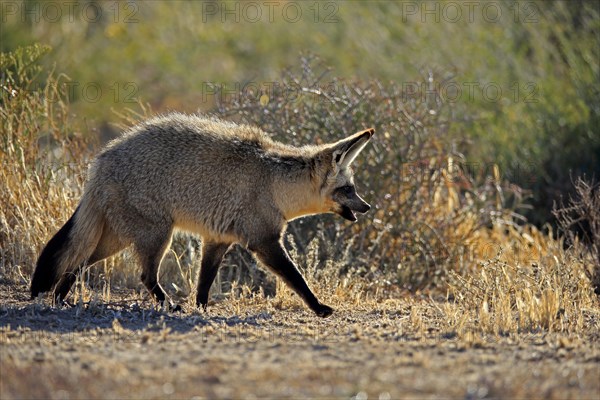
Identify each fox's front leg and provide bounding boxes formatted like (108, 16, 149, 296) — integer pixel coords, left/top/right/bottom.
(196, 241, 231, 310)
(250, 235, 333, 318)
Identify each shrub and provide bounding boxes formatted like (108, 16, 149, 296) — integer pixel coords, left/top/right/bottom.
(553, 177, 600, 294)
(212, 56, 518, 292)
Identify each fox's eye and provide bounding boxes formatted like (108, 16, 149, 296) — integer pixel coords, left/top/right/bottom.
(340, 185, 354, 195)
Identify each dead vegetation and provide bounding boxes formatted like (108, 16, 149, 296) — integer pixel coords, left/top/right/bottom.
(1, 46, 600, 399)
(554, 176, 600, 294)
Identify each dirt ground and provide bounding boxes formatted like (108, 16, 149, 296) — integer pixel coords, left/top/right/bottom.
(1, 282, 599, 400)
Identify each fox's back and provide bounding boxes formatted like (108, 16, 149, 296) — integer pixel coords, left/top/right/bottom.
(87, 114, 281, 238)
(97, 113, 267, 174)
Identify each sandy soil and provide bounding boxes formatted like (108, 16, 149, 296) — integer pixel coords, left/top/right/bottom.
(1, 282, 599, 399)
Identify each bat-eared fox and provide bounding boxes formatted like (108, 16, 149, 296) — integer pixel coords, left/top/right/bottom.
(31, 114, 374, 317)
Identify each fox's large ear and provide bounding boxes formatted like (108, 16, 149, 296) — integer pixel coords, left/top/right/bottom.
(331, 128, 374, 169)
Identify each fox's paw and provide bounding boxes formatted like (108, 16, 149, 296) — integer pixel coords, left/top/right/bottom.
(196, 301, 209, 312)
(170, 303, 182, 313)
(56, 299, 75, 308)
(160, 301, 182, 313)
(313, 303, 334, 318)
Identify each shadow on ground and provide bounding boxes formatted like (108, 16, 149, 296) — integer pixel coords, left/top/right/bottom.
(0, 283, 274, 335)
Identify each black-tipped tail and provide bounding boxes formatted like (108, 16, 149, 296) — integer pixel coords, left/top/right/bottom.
(30, 208, 77, 299)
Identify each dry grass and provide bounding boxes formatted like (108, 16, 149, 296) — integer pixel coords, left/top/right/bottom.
(1, 45, 600, 399)
(1, 45, 85, 284)
(447, 223, 599, 336)
(2, 46, 599, 334)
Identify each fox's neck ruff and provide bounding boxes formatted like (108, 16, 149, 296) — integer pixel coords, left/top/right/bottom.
(272, 163, 327, 221)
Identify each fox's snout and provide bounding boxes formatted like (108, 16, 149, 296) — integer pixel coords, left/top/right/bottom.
(354, 197, 371, 214)
(333, 188, 371, 222)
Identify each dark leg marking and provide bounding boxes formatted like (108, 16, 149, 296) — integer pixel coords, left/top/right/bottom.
(196, 242, 231, 310)
(251, 236, 333, 317)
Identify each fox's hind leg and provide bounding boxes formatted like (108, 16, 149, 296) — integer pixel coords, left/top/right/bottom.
(196, 241, 231, 310)
(134, 225, 173, 307)
(250, 235, 333, 318)
(54, 222, 126, 302)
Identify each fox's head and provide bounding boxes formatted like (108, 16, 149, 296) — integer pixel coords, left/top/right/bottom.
(317, 128, 374, 222)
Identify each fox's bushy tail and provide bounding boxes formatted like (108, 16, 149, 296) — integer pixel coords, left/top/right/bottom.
(30, 193, 104, 299)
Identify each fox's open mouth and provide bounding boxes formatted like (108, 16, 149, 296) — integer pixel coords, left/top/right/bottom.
(338, 205, 357, 222)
